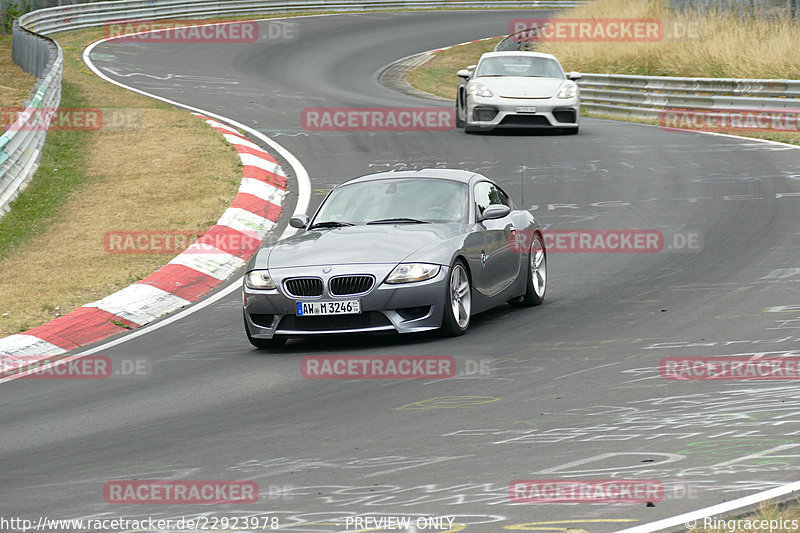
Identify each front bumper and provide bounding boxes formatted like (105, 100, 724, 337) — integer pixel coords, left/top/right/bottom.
(243, 264, 450, 338)
(466, 95, 579, 130)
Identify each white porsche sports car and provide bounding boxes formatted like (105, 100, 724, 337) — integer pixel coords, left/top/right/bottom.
(456, 51, 581, 134)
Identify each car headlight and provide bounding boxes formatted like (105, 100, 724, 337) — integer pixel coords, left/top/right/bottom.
(558, 82, 578, 99)
(468, 82, 494, 98)
(244, 270, 276, 290)
(385, 263, 441, 284)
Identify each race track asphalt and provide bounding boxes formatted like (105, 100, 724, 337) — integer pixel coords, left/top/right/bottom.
(2, 10, 800, 532)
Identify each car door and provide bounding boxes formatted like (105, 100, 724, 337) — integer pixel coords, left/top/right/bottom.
(472, 181, 521, 297)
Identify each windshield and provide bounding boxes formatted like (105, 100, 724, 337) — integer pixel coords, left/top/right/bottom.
(312, 178, 468, 225)
(475, 56, 564, 79)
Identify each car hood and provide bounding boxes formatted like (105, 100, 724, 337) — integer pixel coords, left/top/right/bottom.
(265, 223, 463, 269)
(479, 77, 564, 98)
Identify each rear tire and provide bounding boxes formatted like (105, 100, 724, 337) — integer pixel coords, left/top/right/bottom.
(440, 259, 472, 336)
(244, 311, 287, 349)
(510, 232, 546, 307)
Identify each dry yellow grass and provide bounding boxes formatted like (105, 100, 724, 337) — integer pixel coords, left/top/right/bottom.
(536, 0, 800, 78)
(407, 1, 800, 144)
(409, 0, 800, 80)
(537, 0, 800, 144)
(0, 35, 36, 114)
(406, 40, 498, 100)
(0, 9, 488, 336)
(0, 29, 242, 335)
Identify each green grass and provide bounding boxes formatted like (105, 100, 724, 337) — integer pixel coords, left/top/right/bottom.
(0, 79, 94, 259)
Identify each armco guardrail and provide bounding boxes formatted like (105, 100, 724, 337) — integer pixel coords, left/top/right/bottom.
(577, 73, 800, 121)
(495, 26, 800, 123)
(495, 24, 539, 51)
(0, 19, 61, 216)
(22, 0, 587, 36)
(2, 0, 583, 218)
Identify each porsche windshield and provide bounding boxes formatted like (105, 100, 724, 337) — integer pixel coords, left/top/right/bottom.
(476, 56, 564, 78)
(312, 178, 469, 225)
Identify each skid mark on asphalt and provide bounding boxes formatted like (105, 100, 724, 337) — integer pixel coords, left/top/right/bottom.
(229, 456, 472, 479)
(394, 396, 499, 410)
(504, 519, 637, 531)
(425, 357, 545, 384)
(304, 523, 466, 532)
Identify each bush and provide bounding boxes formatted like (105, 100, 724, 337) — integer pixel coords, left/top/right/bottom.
(2, 1, 27, 33)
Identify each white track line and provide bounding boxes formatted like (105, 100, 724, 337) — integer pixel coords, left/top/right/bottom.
(617, 481, 800, 532)
(83, 33, 311, 216)
(0, 20, 312, 383)
(386, 37, 800, 533)
(80, 25, 314, 336)
(597, 117, 800, 151)
(387, 42, 800, 154)
(15, 18, 800, 533)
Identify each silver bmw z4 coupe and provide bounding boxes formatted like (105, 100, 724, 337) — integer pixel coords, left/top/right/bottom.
(242, 169, 546, 348)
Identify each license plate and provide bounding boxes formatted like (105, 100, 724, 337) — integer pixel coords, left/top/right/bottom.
(516, 106, 537, 113)
(296, 300, 361, 316)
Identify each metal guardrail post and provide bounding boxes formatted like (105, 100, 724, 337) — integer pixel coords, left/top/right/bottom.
(3, 0, 585, 218)
(3, 0, 799, 217)
(3, 13, 61, 215)
(576, 73, 800, 121)
(496, 26, 800, 124)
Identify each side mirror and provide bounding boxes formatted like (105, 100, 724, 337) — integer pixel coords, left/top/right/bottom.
(289, 214, 309, 229)
(467, 64, 477, 70)
(481, 204, 511, 221)
(456, 69, 472, 79)
(567, 71, 582, 81)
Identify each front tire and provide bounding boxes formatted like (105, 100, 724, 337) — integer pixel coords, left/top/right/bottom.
(440, 260, 472, 336)
(455, 101, 465, 128)
(510, 233, 546, 307)
(244, 311, 287, 349)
